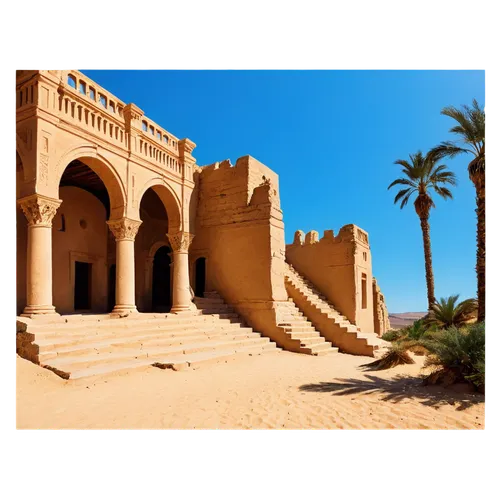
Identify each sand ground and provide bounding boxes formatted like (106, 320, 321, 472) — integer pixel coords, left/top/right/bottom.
(16, 351, 484, 429)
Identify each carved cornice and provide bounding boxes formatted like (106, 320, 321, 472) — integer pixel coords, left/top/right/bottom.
(179, 138, 196, 155)
(107, 217, 142, 241)
(18, 194, 61, 227)
(167, 231, 195, 253)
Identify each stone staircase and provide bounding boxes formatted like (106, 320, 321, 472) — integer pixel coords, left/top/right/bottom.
(275, 300, 339, 356)
(284, 262, 382, 356)
(16, 300, 279, 380)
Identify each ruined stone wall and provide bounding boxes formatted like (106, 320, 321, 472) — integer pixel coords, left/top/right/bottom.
(191, 155, 289, 342)
(286, 225, 375, 333)
(373, 277, 390, 336)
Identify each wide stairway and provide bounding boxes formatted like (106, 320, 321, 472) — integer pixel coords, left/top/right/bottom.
(284, 262, 382, 356)
(17, 296, 278, 380)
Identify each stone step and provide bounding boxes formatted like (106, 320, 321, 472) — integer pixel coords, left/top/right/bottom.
(24, 314, 212, 333)
(305, 341, 333, 351)
(41, 337, 274, 370)
(355, 333, 382, 347)
(311, 348, 338, 356)
(341, 324, 359, 333)
(197, 308, 236, 315)
(35, 322, 253, 345)
(279, 325, 318, 333)
(298, 336, 328, 346)
(18, 314, 118, 326)
(277, 319, 312, 327)
(194, 297, 225, 304)
(31, 320, 250, 340)
(28, 317, 243, 339)
(37, 330, 263, 359)
(300, 344, 338, 356)
(199, 313, 240, 320)
(287, 331, 322, 340)
(46, 343, 278, 379)
(279, 315, 305, 322)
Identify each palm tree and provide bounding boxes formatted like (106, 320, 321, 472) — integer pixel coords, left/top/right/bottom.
(388, 151, 457, 310)
(426, 294, 478, 329)
(429, 100, 485, 322)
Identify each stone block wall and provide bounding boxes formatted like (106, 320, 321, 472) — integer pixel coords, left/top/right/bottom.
(373, 277, 390, 336)
(286, 224, 375, 333)
(190, 155, 291, 345)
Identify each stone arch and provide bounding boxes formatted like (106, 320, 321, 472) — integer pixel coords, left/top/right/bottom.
(148, 239, 171, 258)
(15, 135, 30, 173)
(136, 178, 182, 233)
(16, 150, 25, 199)
(54, 144, 126, 220)
(16, 146, 37, 200)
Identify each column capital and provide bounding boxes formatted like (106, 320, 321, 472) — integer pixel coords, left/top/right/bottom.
(17, 194, 61, 228)
(107, 217, 142, 241)
(167, 231, 194, 253)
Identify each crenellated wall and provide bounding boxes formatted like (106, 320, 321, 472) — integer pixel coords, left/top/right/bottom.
(190, 155, 292, 347)
(373, 277, 391, 336)
(286, 225, 375, 333)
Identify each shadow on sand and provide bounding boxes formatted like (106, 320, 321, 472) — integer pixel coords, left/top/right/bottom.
(299, 374, 484, 411)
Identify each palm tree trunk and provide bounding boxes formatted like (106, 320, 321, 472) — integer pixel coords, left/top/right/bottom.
(474, 176, 486, 322)
(419, 216, 436, 310)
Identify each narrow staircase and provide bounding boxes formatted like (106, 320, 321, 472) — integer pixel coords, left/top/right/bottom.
(284, 262, 382, 356)
(17, 297, 278, 380)
(276, 300, 339, 356)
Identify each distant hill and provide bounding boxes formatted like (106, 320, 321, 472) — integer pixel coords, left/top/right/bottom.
(388, 312, 427, 330)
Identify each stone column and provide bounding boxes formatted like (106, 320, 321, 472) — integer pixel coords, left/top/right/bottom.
(18, 194, 61, 316)
(107, 217, 142, 315)
(167, 231, 195, 313)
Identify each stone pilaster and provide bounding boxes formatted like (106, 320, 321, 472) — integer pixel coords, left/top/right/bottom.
(18, 194, 61, 316)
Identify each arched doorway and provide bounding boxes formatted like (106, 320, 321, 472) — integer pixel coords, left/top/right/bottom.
(152, 246, 171, 311)
(53, 157, 125, 314)
(195, 257, 206, 297)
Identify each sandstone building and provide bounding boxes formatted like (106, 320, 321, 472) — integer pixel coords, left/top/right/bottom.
(16, 70, 389, 378)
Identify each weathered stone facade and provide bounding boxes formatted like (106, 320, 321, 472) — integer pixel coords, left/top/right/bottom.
(16, 69, 390, 357)
(286, 225, 381, 333)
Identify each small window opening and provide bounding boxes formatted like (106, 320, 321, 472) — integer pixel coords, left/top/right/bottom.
(67, 74, 77, 89)
(79, 81, 86, 95)
(89, 87, 96, 100)
(361, 273, 367, 309)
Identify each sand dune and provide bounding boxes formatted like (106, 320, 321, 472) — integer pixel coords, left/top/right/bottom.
(16, 352, 484, 430)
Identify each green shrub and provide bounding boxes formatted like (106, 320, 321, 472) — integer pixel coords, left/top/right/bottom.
(382, 329, 404, 342)
(421, 322, 485, 391)
(404, 319, 429, 341)
(382, 319, 432, 343)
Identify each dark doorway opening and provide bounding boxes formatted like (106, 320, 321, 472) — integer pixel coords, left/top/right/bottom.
(195, 257, 206, 298)
(108, 264, 116, 312)
(74, 261, 92, 310)
(152, 246, 171, 311)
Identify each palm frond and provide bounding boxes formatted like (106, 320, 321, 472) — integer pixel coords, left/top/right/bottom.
(400, 191, 413, 209)
(433, 186, 454, 200)
(426, 295, 478, 329)
(387, 178, 417, 190)
(432, 176, 457, 190)
(393, 188, 413, 205)
(389, 149, 455, 213)
(429, 142, 471, 160)
(441, 105, 478, 143)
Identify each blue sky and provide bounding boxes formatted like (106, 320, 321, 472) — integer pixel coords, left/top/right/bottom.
(82, 70, 485, 313)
